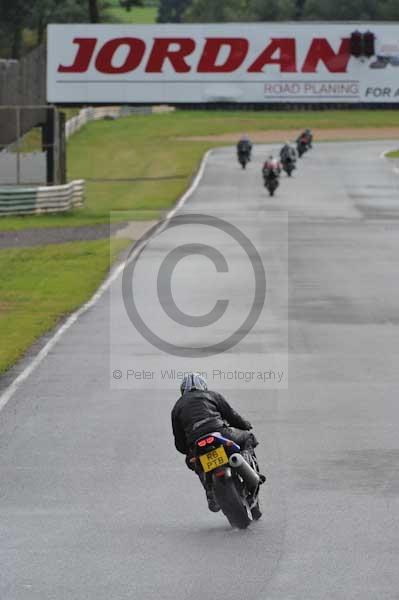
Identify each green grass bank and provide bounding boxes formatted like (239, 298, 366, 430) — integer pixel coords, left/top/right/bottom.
(0, 239, 130, 374)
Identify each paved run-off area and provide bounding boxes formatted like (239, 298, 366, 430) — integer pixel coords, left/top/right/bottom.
(1, 141, 399, 599)
(0, 221, 157, 249)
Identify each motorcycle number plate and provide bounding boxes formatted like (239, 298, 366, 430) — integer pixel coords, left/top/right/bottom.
(199, 446, 228, 473)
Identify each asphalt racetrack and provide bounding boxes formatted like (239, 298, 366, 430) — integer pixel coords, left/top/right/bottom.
(1, 141, 399, 599)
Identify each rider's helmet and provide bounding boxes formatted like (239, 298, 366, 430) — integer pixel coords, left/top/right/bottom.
(305, 128, 311, 134)
(180, 372, 208, 396)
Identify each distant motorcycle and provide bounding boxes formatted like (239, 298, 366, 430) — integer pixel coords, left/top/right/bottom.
(280, 143, 297, 176)
(237, 149, 250, 169)
(296, 138, 308, 158)
(264, 174, 279, 196)
(237, 140, 252, 169)
(262, 163, 280, 196)
(281, 155, 296, 176)
(192, 432, 264, 529)
(296, 130, 313, 157)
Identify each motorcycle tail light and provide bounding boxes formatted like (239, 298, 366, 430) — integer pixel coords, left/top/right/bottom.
(215, 470, 225, 478)
(198, 440, 207, 447)
(206, 436, 215, 444)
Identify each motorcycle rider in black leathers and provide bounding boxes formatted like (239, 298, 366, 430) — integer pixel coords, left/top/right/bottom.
(305, 128, 313, 148)
(262, 155, 281, 179)
(280, 142, 297, 175)
(237, 136, 253, 161)
(280, 142, 296, 162)
(171, 373, 261, 512)
(296, 128, 313, 149)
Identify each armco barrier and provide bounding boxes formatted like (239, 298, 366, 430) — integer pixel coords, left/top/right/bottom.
(0, 180, 84, 216)
(1, 105, 172, 215)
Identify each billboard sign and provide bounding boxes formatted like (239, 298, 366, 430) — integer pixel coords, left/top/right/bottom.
(47, 23, 399, 103)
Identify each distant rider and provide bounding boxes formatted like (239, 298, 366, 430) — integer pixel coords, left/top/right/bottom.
(297, 129, 313, 148)
(305, 128, 313, 148)
(237, 135, 253, 161)
(262, 155, 281, 179)
(171, 373, 261, 512)
(280, 142, 296, 162)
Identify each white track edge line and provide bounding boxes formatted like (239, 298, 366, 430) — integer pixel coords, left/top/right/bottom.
(0, 150, 212, 412)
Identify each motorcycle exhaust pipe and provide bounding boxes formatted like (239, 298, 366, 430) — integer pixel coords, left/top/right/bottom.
(229, 453, 260, 493)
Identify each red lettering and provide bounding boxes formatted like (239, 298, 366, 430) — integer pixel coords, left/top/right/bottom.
(248, 39, 296, 73)
(58, 38, 97, 73)
(146, 38, 195, 73)
(197, 38, 249, 73)
(58, 34, 352, 78)
(95, 37, 146, 74)
(302, 38, 350, 73)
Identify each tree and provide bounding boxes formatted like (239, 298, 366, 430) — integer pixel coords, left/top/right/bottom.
(250, 0, 295, 20)
(183, 0, 252, 22)
(88, 0, 100, 22)
(0, 0, 33, 58)
(158, 0, 193, 23)
(183, 0, 295, 22)
(119, 0, 144, 11)
(294, 0, 306, 19)
(183, 0, 399, 22)
(376, 0, 399, 19)
(31, 0, 90, 45)
(0, 0, 104, 58)
(303, 0, 399, 20)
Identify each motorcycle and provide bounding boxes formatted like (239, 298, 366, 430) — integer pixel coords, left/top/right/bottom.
(281, 156, 296, 177)
(263, 169, 280, 196)
(296, 139, 308, 158)
(237, 150, 250, 169)
(192, 432, 264, 529)
(297, 132, 313, 157)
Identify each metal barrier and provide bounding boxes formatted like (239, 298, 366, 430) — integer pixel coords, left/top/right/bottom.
(0, 105, 64, 185)
(0, 104, 173, 215)
(0, 180, 84, 215)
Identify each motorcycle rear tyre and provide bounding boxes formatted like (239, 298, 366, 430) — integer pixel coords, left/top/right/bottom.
(213, 476, 251, 529)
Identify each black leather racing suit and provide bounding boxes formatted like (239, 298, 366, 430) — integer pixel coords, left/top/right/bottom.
(280, 144, 295, 162)
(237, 140, 252, 159)
(171, 390, 257, 457)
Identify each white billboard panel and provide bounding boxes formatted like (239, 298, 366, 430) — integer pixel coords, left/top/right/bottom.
(47, 23, 399, 103)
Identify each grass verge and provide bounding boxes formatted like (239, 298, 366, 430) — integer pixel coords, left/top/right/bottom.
(0, 238, 130, 374)
(2, 109, 399, 232)
(386, 150, 399, 158)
